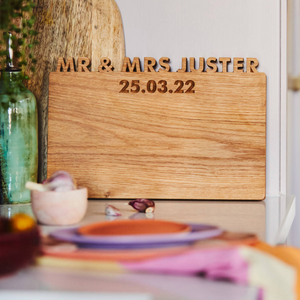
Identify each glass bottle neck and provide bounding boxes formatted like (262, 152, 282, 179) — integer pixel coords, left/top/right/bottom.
(0, 71, 26, 95)
(1, 71, 22, 82)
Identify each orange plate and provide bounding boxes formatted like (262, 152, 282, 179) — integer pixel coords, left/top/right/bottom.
(42, 244, 190, 262)
(78, 219, 190, 236)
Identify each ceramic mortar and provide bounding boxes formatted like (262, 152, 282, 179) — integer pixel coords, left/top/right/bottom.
(31, 188, 88, 225)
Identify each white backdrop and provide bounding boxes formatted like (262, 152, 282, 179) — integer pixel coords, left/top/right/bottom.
(287, 0, 299, 246)
(115, 0, 285, 196)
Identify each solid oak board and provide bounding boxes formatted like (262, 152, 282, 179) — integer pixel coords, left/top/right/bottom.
(48, 72, 266, 200)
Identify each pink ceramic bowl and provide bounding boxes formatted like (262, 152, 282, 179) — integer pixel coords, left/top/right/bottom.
(31, 188, 88, 226)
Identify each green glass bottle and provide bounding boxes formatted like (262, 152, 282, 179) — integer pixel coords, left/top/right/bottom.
(0, 33, 38, 204)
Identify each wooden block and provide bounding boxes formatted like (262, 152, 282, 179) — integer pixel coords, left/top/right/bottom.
(234, 57, 244, 73)
(159, 57, 171, 72)
(144, 57, 156, 72)
(98, 57, 113, 72)
(78, 57, 91, 72)
(190, 57, 205, 73)
(219, 57, 231, 73)
(25, 0, 125, 182)
(48, 72, 266, 200)
(56, 57, 75, 72)
(247, 58, 259, 73)
(122, 57, 141, 73)
(206, 57, 218, 73)
(177, 57, 187, 72)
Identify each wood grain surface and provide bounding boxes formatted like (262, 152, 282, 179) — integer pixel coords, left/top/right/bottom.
(48, 72, 266, 200)
(24, 0, 125, 181)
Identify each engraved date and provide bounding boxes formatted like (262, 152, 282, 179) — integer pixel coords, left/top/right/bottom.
(119, 80, 195, 94)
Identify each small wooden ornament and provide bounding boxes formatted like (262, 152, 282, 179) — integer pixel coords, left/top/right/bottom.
(234, 58, 244, 73)
(144, 57, 157, 72)
(219, 57, 231, 73)
(78, 57, 91, 72)
(177, 58, 187, 72)
(190, 57, 205, 73)
(206, 57, 218, 73)
(247, 58, 259, 73)
(158, 57, 171, 72)
(98, 57, 114, 72)
(122, 57, 141, 73)
(56, 57, 75, 72)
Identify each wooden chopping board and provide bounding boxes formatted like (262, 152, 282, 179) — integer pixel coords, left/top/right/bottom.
(48, 72, 266, 200)
(25, 0, 125, 181)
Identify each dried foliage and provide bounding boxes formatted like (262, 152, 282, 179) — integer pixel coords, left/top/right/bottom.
(0, 0, 38, 81)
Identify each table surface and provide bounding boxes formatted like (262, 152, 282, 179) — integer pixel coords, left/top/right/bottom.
(0, 195, 296, 300)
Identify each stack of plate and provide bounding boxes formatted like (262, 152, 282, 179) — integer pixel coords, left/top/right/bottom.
(50, 219, 223, 249)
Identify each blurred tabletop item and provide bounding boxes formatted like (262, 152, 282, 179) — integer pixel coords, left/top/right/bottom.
(36, 195, 295, 245)
(0, 195, 295, 300)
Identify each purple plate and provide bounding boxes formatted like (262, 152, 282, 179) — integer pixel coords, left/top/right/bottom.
(50, 223, 222, 249)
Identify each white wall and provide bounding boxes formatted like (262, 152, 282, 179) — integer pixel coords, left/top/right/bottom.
(115, 0, 285, 196)
(287, 0, 300, 246)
